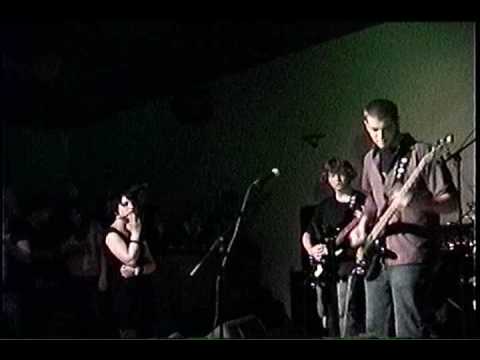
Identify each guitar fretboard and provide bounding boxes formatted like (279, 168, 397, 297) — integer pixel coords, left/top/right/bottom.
(364, 141, 446, 253)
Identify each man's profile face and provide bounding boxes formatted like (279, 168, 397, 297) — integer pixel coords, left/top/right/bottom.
(363, 111, 398, 149)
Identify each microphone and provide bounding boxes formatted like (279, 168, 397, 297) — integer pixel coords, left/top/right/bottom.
(253, 168, 280, 187)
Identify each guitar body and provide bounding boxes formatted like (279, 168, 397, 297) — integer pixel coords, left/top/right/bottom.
(309, 246, 340, 287)
(310, 215, 363, 285)
(364, 251, 383, 281)
(308, 257, 326, 287)
(353, 237, 385, 281)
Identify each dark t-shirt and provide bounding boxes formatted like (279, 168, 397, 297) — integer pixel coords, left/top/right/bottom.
(306, 190, 366, 278)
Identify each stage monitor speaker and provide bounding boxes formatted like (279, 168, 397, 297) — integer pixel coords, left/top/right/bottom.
(207, 315, 267, 339)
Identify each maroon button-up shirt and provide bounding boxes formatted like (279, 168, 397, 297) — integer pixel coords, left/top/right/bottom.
(361, 134, 456, 266)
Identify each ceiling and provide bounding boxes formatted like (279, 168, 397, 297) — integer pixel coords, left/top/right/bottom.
(1, 20, 380, 128)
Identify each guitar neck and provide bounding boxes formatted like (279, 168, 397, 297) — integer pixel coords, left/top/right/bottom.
(365, 150, 433, 250)
(335, 216, 361, 246)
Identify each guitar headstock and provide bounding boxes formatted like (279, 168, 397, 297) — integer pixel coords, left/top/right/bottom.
(435, 134, 454, 147)
(431, 134, 454, 158)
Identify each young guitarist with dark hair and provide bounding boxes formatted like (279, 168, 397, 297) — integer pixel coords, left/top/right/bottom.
(350, 99, 457, 339)
(302, 158, 366, 337)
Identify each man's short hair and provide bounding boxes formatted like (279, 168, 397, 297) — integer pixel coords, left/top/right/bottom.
(363, 99, 399, 125)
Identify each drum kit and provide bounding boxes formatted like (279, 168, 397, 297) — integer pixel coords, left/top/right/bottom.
(439, 219, 475, 255)
(434, 202, 476, 337)
(432, 135, 478, 337)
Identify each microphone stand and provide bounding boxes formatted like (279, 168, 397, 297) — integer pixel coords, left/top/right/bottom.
(444, 137, 476, 336)
(189, 182, 256, 339)
(323, 227, 340, 337)
(189, 223, 233, 338)
(445, 137, 475, 223)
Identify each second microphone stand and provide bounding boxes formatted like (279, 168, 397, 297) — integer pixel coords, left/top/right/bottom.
(190, 181, 256, 339)
(444, 137, 476, 336)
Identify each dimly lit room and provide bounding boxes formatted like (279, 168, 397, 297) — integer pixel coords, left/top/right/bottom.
(0, 21, 476, 339)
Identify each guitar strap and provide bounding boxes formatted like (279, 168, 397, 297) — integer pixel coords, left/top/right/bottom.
(383, 134, 416, 199)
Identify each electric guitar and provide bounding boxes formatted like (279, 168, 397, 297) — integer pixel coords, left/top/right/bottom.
(309, 215, 362, 284)
(357, 134, 454, 281)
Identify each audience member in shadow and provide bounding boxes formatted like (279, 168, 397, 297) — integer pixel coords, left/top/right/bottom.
(61, 205, 109, 338)
(3, 187, 34, 337)
(21, 195, 70, 337)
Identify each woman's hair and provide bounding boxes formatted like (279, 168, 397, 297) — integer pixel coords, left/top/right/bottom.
(320, 158, 357, 183)
(106, 183, 149, 221)
(363, 98, 399, 126)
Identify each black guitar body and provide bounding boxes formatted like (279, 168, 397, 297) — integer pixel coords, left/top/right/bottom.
(365, 253, 383, 281)
(309, 252, 336, 288)
(356, 238, 386, 281)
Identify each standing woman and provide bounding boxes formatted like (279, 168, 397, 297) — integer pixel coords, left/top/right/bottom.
(104, 184, 157, 338)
